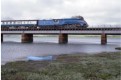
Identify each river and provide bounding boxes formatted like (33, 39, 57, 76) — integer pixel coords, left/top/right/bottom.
(1, 35, 121, 65)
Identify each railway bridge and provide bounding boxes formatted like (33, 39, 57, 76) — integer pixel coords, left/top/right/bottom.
(1, 20, 121, 45)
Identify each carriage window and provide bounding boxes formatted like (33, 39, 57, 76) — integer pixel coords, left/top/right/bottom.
(2, 22, 4, 24)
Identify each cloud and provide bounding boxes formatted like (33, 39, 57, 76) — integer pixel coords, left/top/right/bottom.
(1, 0, 121, 25)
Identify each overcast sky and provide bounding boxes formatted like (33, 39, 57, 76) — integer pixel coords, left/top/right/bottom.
(1, 0, 121, 25)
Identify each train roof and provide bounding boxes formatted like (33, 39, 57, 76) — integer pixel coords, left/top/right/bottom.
(1, 20, 37, 22)
(1, 17, 84, 22)
(40, 17, 84, 20)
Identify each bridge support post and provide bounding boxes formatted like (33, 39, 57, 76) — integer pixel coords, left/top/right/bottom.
(21, 34, 33, 43)
(101, 33, 107, 45)
(59, 34, 68, 44)
(1, 34, 3, 42)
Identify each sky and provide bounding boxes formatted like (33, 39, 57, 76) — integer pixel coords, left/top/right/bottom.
(1, 0, 121, 25)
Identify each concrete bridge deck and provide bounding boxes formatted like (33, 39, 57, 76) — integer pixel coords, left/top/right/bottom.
(1, 27, 121, 45)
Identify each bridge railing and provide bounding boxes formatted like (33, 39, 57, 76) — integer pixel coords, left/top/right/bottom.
(89, 25, 121, 28)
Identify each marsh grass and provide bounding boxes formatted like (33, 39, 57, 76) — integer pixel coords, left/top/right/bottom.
(1, 52, 121, 80)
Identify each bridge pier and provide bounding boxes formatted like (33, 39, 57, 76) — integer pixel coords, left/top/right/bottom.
(101, 33, 107, 45)
(1, 34, 3, 42)
(21, 34, 33, 43)
(59, 34, 68, 44)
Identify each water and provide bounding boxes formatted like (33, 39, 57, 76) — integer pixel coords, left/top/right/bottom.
(1, 35, 121, 65)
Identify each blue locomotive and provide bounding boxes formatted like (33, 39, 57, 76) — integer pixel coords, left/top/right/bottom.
(37, 16, 88, 28)
(1, 16, 88, 29)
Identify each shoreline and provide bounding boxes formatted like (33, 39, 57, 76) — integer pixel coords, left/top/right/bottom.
(1, 51, 121, 65)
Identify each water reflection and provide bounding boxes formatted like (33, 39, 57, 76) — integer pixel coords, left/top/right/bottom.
(1, 35, 121, 64)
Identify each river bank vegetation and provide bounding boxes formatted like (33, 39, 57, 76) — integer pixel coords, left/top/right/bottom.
(1, 52, 121, 80)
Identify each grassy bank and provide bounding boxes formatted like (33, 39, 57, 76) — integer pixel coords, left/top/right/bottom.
(1, 52, 121, 80)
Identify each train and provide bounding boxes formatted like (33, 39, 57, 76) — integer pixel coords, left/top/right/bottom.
(1, 16, 88, 29)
